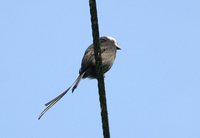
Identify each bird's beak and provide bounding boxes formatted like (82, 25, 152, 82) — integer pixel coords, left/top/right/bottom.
(117, 47, 121, 50)
(116, 42, 121, 50)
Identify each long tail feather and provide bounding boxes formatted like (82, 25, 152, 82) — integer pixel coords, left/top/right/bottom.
(38, 87, 71, 120)
(38, 72, 85, 120)
(72, 72, 85, 92)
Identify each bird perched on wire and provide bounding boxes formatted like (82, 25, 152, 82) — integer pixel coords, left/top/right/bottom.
(38, 36, 120, 119)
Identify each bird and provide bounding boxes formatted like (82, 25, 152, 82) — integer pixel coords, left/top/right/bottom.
(38, 36, 120, 120)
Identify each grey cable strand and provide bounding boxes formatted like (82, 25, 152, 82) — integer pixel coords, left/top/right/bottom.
(89, 0, 110, 138)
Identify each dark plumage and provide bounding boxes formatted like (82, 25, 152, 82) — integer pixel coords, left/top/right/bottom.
(38, 36, 120, 119)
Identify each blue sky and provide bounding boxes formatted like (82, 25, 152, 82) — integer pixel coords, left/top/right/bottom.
(0, 0, 200, 138)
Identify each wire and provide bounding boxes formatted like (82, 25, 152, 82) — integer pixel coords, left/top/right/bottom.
(89, 0, 110, 138)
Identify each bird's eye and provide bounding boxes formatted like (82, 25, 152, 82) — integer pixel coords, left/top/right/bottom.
(102, 48, 106, 52)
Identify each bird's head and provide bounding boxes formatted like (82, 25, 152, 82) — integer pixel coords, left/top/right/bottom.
(100, 36, 121, 50)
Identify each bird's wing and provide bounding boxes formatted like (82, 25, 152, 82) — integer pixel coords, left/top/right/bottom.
(80, 44, 108, 73)
(80, 45, 95, 73)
